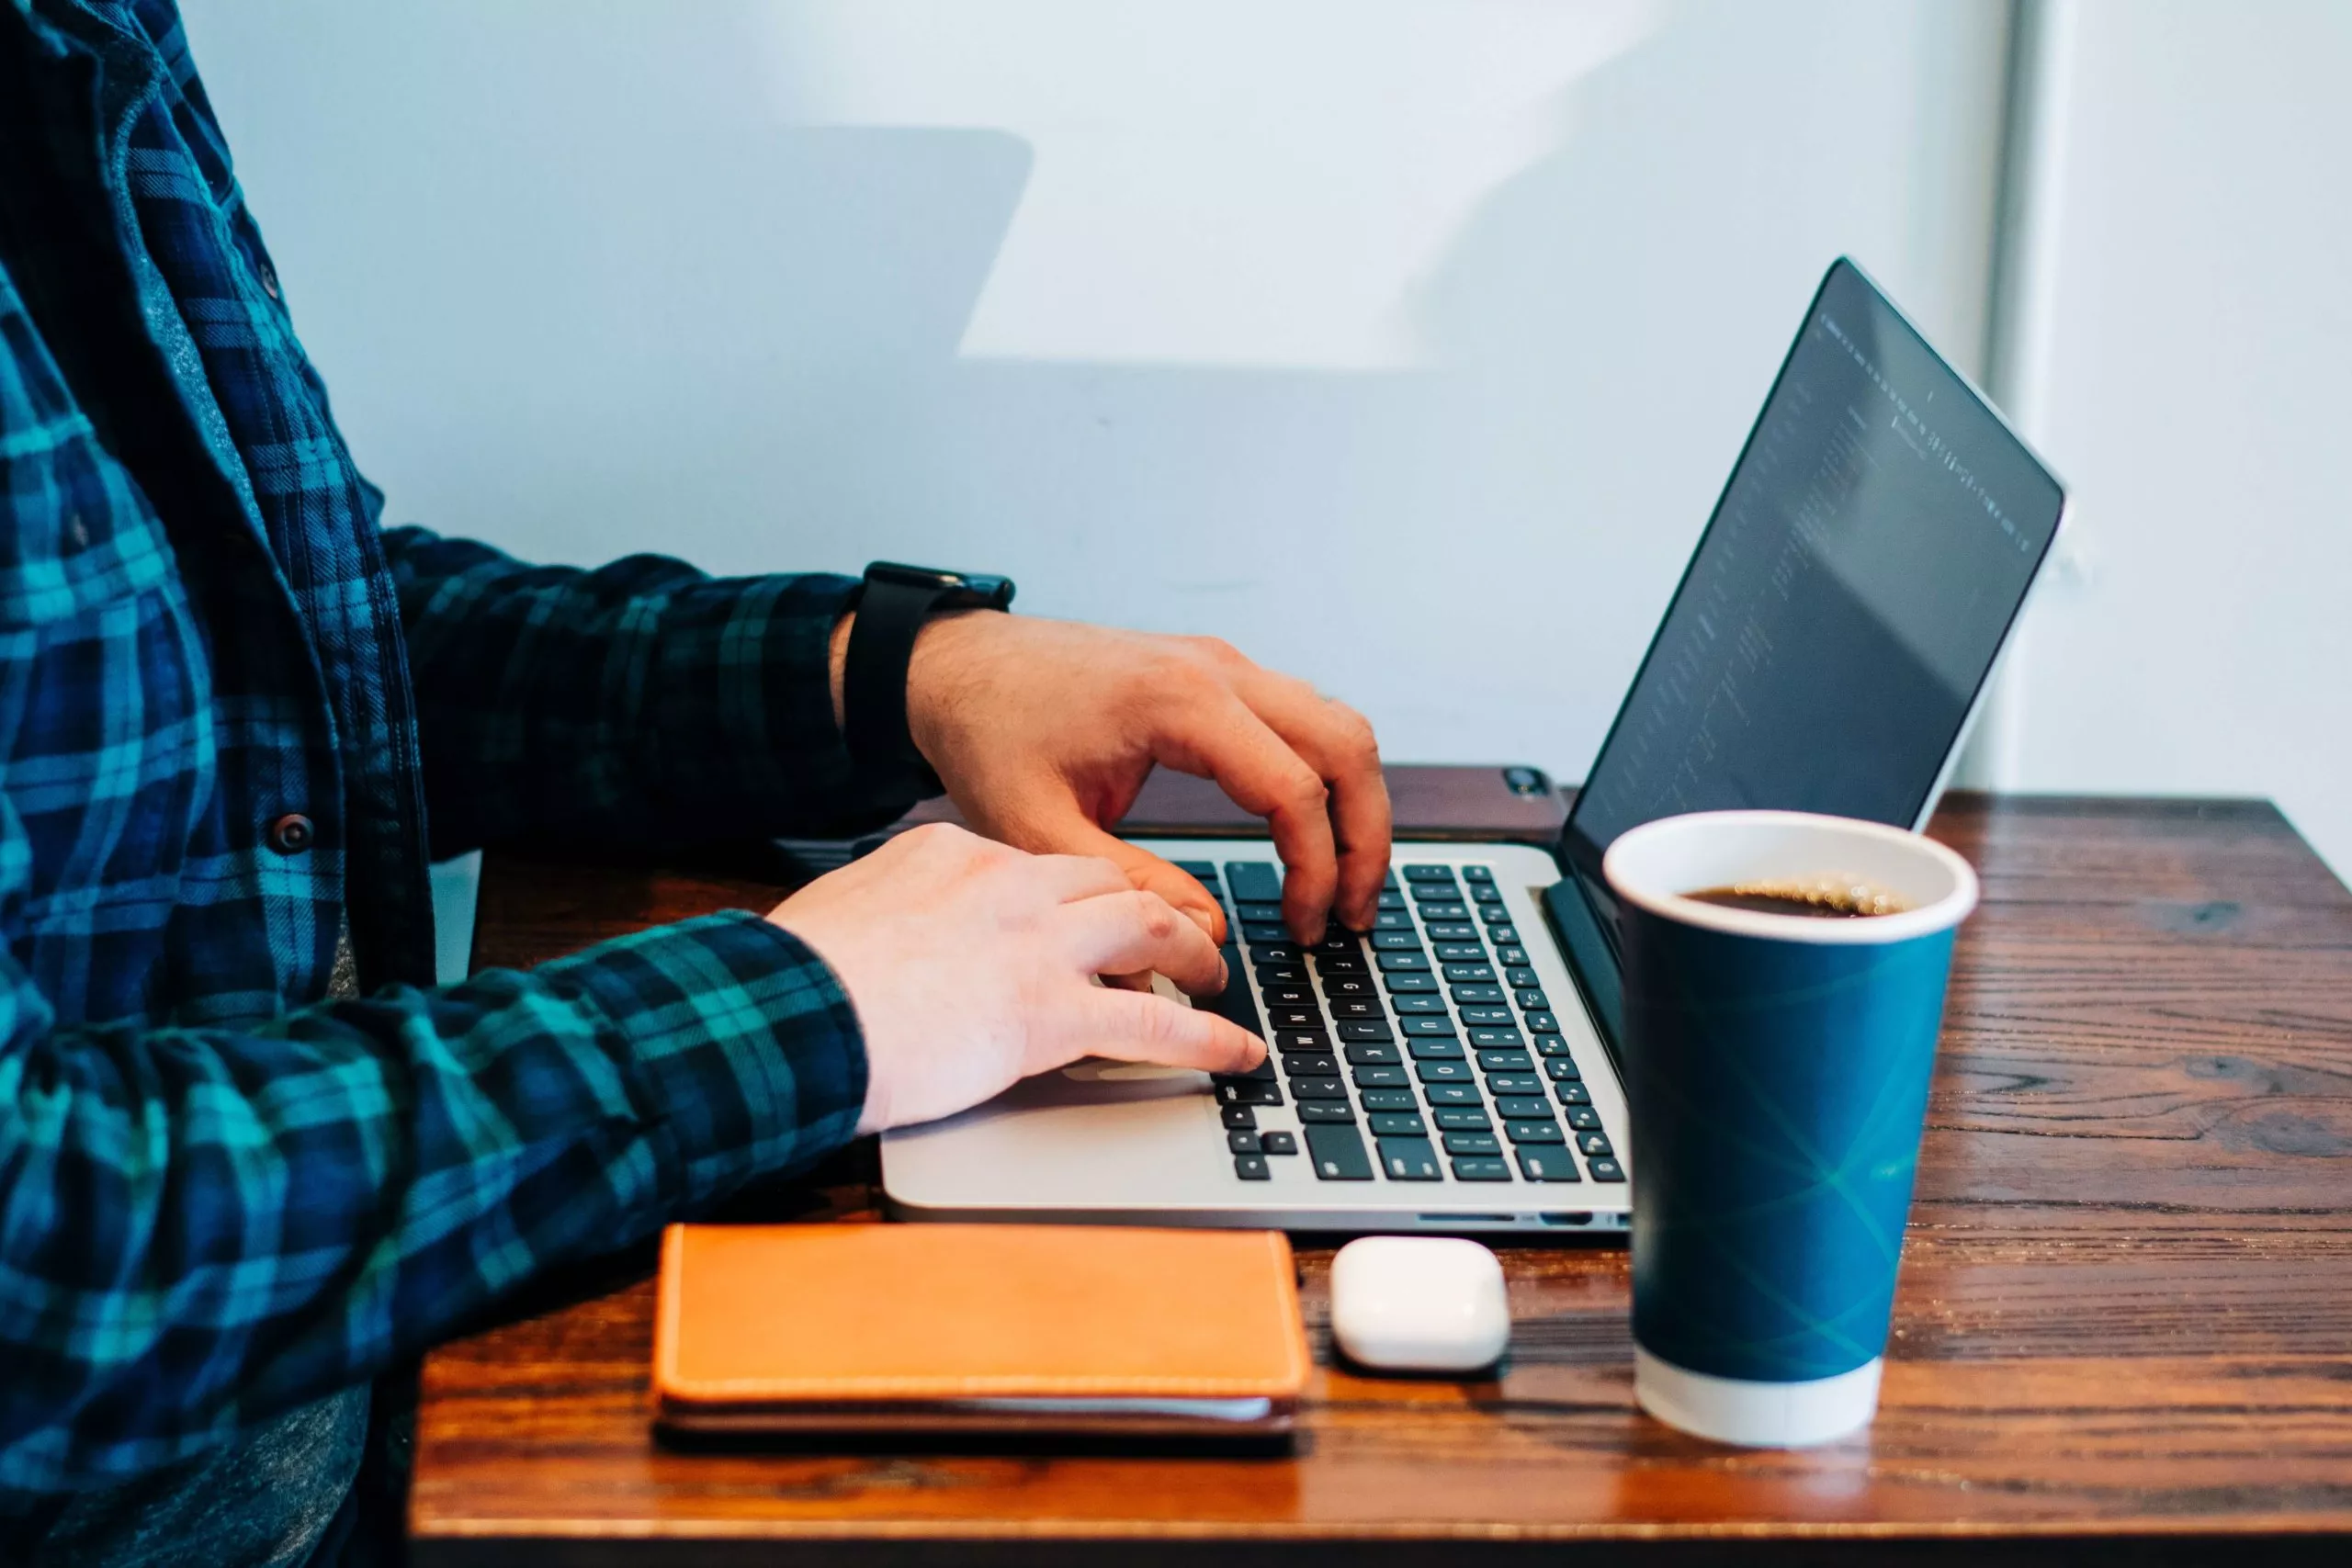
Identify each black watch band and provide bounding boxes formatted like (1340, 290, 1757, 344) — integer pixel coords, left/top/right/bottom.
(843, 562, 1015, 773)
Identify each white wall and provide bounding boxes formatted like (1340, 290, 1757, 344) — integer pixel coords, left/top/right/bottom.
(1991, 0, 2352, 874)
(182, 0, 2012, 790)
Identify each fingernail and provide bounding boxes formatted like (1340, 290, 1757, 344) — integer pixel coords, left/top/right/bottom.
(1183, 906, 1219, 942)
(1216, 953, 1230, 990)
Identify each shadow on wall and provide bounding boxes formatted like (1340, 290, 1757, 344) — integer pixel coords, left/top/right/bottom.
(219, 0, 1996, 776)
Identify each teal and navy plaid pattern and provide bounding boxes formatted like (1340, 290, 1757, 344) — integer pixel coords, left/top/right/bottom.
(1, 0, 923, 1494)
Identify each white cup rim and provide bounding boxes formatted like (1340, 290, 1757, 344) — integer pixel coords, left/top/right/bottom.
(1601, 810, 1980, 946)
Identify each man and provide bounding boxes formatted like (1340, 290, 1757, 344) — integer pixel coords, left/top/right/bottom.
(0, 1, 1389, 1561)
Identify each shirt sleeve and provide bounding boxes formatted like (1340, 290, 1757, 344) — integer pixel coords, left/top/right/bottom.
(0, 904, 865, 1493)
(377, 525, 936, 856)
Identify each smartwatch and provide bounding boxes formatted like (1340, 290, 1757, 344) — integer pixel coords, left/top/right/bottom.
(843, 560, 1017, 773)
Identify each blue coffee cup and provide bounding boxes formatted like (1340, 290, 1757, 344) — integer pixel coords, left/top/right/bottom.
(1601, 810, 1979, 1447)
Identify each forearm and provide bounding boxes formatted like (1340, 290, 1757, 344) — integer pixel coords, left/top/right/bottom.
(384, 526, 933, 852)
(0, 910, 862, 1492)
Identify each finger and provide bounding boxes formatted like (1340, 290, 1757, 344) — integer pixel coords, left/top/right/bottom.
(1231, 674, 1391, 930)
(1166, 694, 1339, 945)
(1057, 889, 1227, 998)
(1080, 986, 1266, 1075)
(1024, 852, 1139, 905)
(1008, 809, 1228, 945)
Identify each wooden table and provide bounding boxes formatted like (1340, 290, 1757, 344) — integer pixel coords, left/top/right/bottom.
(410, 792, 2352, 1565)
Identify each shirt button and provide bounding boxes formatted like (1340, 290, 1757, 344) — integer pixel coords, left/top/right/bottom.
(259, 264, 281, 300)
(266, 813, 315, 855)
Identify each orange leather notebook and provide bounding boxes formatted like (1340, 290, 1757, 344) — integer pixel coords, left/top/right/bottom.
(651, 1224, 1310, 1437)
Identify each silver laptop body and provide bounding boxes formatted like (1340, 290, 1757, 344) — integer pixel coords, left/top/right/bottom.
(882, 259, 2065, 1235)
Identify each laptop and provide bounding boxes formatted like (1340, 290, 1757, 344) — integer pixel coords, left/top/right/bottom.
(882, 258, 2066, 1234)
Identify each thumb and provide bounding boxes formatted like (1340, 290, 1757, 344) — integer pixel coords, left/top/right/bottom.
(1015, 807, 1227, 947)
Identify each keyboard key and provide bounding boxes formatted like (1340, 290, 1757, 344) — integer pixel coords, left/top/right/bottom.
(1470, 1031, 1526, 1052)
(1384, 971, 1441, 994)
(1400, 1016, 1457, 1038)
(1234, 901, 1283, 925)
(1377, 889, 1408, 910)
(1476, 1049, 1533, 1072)
(1402, 863, 1456, 881)
(1472, 885, 1505, 904)
(1313, 933, 1363, 959)
(1423, 1082, 1483, 1106)
(1452, 1157, 1512, 1182)
(1443, 1131, 1502, 1156)
(1281, 1053, 1339, 1077)
(1225, 863, 1283, 905)
(1433, 1108, 1494, 1131)
(1291, 1077, 1349, 1100)
(1321, 973, 1379, 1001)
(1506, 1120, 1566, 1145)
(1257, 963, 1309, 986)
(1589, 1156, 1626, 1181)
(1495, 947, 1531, 968)
(1423, 921, 1478, 942)
(1228, 1130, 1261, 1154)
(1505, 967, 1541, 989)
(1393, 993, 1448, 1015)
(1216, 1056, 1275, 1083)
(1343, 1043, 1402, 1066)
(1578, 1132, 1614, 1156)
(1538, 1037, 1578, 1061)
(1360, 1089, 1418, 1112)
(1373, 908, 1415, 931)
(1273, 1030, 1330, 1053)
(1377, 1137, 1443, 1181)
(1268, 1006, 1323, 1031)
(1452, 984, 1505, 1005)
(1368, 1112, 1428, 1138)
(1432, 942, 1487, 964)
(1241, 922, 1290, 945)
(1329, 998, 1385, 1021)
(1339, 1021, 1396, 1043)
(1525, 1010, 1563, 1034)
(1352, 1064, 1409, 1088)
(1565, 1106, 1603, 1131)
(1317, 953, 1369, 975)
(1220, 1105, 1257, 1130)
(1479, 904, 1514, 925)
(1514, 988, 1551, 1010)
(1554, 1082, 1592, 1105)
(1370, 930, 1422, 952)
(1419, 902, 1471, 921)
(1487, 1074, 1543, 1097)
(1299, 1101, 1357, 1123)
(1486, 925, 1521, 946)
(1495, 1096, 1554, 1121)
(1376, 951, 1431, 973)
(1407, 1037, 1466, 1061)
(1250, 942, 1302, 966)
(1409, 885, 1463, 906)
(1415, 1058, 1475, 1083)
(1261, 1131, 1299, 1156)
(1305, 1122, 1374, 1179)
(1235, 1155, 1271, 1180)
(1518, 1149, 1581, 1182)
(1461, 864, 1494, 883)
(1175, 860, 1219, 880)
(1458, 1005, 1514, 1026)
(1261, 982, 1316, 1009)
(1442, 963, 1496, 983)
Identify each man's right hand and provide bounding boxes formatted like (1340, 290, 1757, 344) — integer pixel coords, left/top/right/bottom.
(768, 822, 1268, 1134)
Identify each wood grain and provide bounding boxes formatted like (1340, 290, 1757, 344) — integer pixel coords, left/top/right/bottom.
(417, 789, 2352, 1563)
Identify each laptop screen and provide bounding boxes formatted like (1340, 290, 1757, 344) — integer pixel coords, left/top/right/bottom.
(1559, 258, 2064, 885)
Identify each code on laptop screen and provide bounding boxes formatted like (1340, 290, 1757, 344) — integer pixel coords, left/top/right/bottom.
(1561, 259, 2064, 880)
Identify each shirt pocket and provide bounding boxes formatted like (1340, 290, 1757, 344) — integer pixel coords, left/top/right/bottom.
(0, 411, 177, 629)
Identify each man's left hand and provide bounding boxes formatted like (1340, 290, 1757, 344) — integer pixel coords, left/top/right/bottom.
(833, 612, 1390, 947)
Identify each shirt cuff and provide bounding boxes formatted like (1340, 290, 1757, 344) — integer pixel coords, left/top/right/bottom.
(537, 908, 867, 1208)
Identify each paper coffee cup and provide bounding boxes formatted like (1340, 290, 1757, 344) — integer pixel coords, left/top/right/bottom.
(1602, 811, 1978, 1447)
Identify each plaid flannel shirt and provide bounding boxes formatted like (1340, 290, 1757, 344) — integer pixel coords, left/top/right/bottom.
(0, 0, 928, 1494)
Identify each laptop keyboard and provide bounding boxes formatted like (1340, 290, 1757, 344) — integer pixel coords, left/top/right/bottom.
(1182, 859, 1626, 1189)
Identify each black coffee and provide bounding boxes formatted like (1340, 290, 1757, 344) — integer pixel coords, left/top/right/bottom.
(1684, 876, 1912, 919)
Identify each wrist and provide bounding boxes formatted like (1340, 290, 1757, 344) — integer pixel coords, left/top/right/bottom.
(829, 611, 854, 733)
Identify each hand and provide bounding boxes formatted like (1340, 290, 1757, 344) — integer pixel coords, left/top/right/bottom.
(834, 612, 1391, 945)
(769, 822, 1268, 1133)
